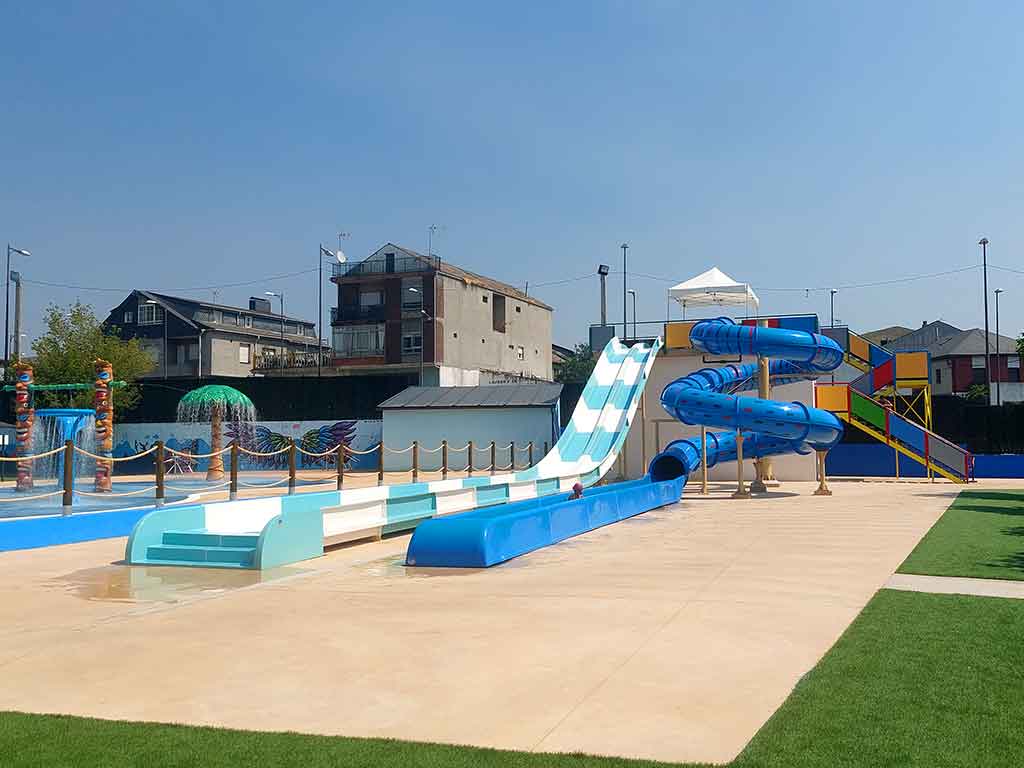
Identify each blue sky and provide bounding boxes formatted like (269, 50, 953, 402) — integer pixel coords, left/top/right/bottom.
(3, 1, 1023, 347)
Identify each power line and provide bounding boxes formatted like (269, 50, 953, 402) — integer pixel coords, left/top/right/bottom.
(21, 267, 320, 295)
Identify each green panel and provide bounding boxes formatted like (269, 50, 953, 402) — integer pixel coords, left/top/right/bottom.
(851, 393, 887, 432)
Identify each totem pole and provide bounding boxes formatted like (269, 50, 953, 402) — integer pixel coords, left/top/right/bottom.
(93, 359, 114, 492)
(14, 363, 34, 491)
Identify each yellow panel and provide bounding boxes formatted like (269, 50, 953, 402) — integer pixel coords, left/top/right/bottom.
(849, 334, 869, 362)
(895, 351, 928, 381)
(665, 321, 695, 350)
(815, 383, 849, 413)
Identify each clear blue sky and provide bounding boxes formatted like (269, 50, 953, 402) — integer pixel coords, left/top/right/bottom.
(3, 1, 1023, 348)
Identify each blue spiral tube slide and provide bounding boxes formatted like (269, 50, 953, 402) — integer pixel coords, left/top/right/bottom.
(649, 318, 844, 481)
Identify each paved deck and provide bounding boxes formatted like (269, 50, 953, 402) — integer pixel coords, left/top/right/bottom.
(0, 479, 1011, 764)
(886, 572, 1024, 600)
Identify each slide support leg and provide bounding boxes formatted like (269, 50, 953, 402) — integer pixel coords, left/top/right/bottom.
(700, 424, 709, 495)
(814, 450, 832, 496)
(731, 430, 751, 499)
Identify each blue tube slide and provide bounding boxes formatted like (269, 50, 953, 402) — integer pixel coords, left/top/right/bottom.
(649, 318, 844, 481)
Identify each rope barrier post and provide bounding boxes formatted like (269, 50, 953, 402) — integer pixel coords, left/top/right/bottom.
(377, 443, 384, 486)
(229, 442, 239, 500)
(510, 441, 516, 471)
(288, 438, 297, 495)
(529, 441, 534, 467)
(411, 441, 419, 483)
(155, 441, 165, 507)
(442, 440, 448, 480)
(62, 439, 74, 514)
(490, 441, 496, 475)
(336, 444, 344, 490)
(467, 440, 474, 476)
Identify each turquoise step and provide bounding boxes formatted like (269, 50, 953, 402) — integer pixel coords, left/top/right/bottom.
(146, 543, 256, 567)
(162, 530, 260, 548)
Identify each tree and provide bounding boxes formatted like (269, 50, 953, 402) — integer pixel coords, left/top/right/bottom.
(965, 383, 989, 404)
(554, 343, 596, 383)
(1017, 331, 1024, 359)
(30, 302, 155, 414)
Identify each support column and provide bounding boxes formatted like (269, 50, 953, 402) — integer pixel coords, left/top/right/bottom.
(731, 430, 751, 499)
(14, 363, 34, 491)
(751, 320, 774, 493)
(700, 424, 709, 495)
(814, 450, 832, 496)
(93, 359, 113, 492)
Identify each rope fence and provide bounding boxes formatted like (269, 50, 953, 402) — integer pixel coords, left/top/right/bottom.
(2, 437, 544, 514)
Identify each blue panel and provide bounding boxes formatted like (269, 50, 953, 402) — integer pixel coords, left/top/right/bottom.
(889, 415, 926, 455)
(869, 344, 893, 368)
(0, 506, 162, 553)
(778, 316, 819, 334)
(386, 492, 437, 524)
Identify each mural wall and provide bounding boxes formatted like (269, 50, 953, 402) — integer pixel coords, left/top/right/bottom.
(112, 419, 383, 473)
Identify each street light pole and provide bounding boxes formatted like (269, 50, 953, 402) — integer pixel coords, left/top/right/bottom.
(620, 242, 629, 339)
(995, 288, 1004, 407)
(5, 244, 30, 373)
(320, 237, 349, 378)
(980, 238, 991, 402)
(265, 291, 285, 341)
(829, 288, 838, 328)
(598, 264, 609, 326)
(627, 289, 637, 340)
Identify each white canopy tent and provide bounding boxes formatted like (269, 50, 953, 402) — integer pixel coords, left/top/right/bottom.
(668, 266, 759, 319)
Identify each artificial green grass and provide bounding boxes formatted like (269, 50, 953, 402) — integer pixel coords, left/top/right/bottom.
(899, 489, 1024, 580)
(3, 591, 1023, 767)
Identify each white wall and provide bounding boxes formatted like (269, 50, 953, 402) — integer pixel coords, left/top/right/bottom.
(381, 407, 556, 471)
(618, 348, 818, 482)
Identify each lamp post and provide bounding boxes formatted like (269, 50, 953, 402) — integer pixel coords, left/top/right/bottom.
(995, 288, 1004, 406)
(979, 237, 991, 401)
(5, 244, 30, 373)
(408, 287, 433, 385)
(829, 288, 838, 328)
(620, 242, 629, 339)
(264, 291, 285, 342)
(319, 238, 348, 378)
(627, 289, 637, 341)
(145, 299, 168, 379)
(598, 264, 610, 326)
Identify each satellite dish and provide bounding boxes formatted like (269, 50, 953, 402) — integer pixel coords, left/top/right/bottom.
(336, 249, 347, 264)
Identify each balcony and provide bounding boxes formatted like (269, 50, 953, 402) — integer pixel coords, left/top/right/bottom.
(332, 254, 439, 279)
(332, 305, 387, 323)
(253, 350, 332, 371)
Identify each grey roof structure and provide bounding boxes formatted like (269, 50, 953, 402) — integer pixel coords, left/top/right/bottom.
(379, 383, 562, 410)
(884, 320, 963, 352)
(928, 328, 1019, 358)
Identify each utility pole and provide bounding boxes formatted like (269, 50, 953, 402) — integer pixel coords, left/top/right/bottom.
(4, 244, 30, 375)
(598, 264, 609, 325)
(995, 288, 1004, 407)
(979, 237, 991, 403)
(829, 288, 837, 328)
(621, 242, 629, 339)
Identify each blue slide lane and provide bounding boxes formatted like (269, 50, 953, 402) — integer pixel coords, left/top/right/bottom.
(407, 318, 844, 569)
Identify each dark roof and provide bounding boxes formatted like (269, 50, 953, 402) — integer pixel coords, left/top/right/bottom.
(884, 320, 962, 352)
(928, 328, 1018, 358)
(358, 243, 552, 311)
(379, 383, 562, 410)
(861, 325, 912, 346)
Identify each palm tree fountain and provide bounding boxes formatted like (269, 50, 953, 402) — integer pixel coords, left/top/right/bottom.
(177, 385, 257, 480)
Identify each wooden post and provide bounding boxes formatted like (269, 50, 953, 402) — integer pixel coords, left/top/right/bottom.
(751, 320, 772, 493)
(61, 439, 74, 514)
(287, 438, 297, 495)
(442, 440, 448, 479)
(377, 442, 384, 486)
(510, 441, 516, 471)
(155, 441, 165, 506)
(467, 440, 474, 476)
(229, 441, 239, 500)
(336, 443, 344, 490)
(490, 441, 496, 475)
(528, 441, 534, 467)
(700, 424, 709, 495)
(412, 440, 419, 483)
(814, 450, 833, 496)
(731, 430, 751, 499)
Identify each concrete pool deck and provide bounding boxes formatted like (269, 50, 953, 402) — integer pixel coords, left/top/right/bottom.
(0, 479, 1016, 764)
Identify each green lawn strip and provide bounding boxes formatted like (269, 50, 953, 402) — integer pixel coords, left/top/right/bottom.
(898, 489, 1024, 580)
(0, 711, 704, 768)
(733, 589, 1024, 768)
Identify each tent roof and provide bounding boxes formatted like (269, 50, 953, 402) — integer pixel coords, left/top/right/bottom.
(668, 266, 759, 309)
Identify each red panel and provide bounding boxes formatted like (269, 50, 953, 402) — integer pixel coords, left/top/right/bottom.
(741, 318, 780, 327)
(873, 358, 894, 390)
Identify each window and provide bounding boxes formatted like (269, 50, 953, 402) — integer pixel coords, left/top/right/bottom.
(138, 302, 163, 325)
(123, 310, 134, 324)
(244, 315, 253, 328)
(333, 324, 385, 358)
(935, 368, 942, 385)
(402, 278, 423, 310)
(239, 343, 251, 364)
(402, 320, 422, 354)
(1009, 356, 1021, 382)
(516, 346, 525, 361)
(482, 294, 488, 304)
(222, 311, 238, 325)
(515, 305, 521, 313)
(492, 294, 506, 333)
(971, 356, 985, 368)
(360, 290, 383, 307)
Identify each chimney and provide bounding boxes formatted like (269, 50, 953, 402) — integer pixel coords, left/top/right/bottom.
(921, 320, 927, 328)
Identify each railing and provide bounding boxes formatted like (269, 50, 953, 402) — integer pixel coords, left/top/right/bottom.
(253, 350, 333, 371)
(332, 305, 387, 322)
(332, 254, 439, 279)
(0, 437, 549, 516)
